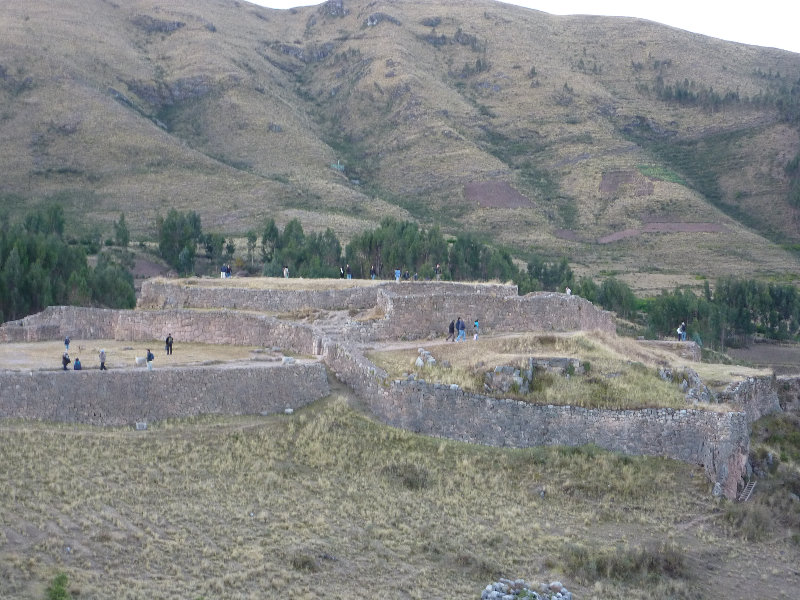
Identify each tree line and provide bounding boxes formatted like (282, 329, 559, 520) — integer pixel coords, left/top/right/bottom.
(0, 206, 135, 322)
(4, 206, 800, 354)
(152, 210, 800, 349)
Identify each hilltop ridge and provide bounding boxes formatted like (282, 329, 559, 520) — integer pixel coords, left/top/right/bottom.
(1, 0, 800, 288)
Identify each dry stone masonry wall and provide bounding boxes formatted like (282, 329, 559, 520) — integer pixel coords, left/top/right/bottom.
(0, 362, 329, 426)
(1, 306, 314, 354)
(0, 279, 785, 499)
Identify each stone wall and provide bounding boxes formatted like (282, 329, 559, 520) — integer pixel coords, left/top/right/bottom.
(321, 339, 750, 498)
(718, 376, 782, 424)
(0, 306, 315, 354)
(0, 362, 329, 426)
(138, 278, 384, 312)
(369, 290, 615, 340)
(777, 376, 800, 413)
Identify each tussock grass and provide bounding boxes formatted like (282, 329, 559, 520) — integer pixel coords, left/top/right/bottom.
(0, 398, 797, 597)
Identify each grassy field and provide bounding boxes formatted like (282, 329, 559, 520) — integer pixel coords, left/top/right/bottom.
(1, 396, 798, 600)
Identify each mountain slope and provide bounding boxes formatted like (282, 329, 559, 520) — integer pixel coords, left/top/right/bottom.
(1, 0, 799, 289)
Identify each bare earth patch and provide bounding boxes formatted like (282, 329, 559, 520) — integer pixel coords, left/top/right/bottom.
(597, 222, 727, 244)
(463, 181, 532, 208)
(599, 170, 655, 197)
(0, 340, 273, 372)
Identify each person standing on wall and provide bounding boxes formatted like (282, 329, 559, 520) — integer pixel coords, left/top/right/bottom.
(62, 352, 71, 371)
(165, 333, 174, 356)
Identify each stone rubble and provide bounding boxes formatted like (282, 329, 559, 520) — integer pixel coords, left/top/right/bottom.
(481, 578, 573, 600)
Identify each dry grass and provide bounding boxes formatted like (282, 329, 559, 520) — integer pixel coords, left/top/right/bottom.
(367, 332, 767, 410)
(1, 396, 796, 599)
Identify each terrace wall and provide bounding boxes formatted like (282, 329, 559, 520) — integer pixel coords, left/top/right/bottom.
(0, 362, 329, 427)
(0, 306, 314, 354)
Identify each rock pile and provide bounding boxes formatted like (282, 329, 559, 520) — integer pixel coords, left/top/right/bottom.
(481, 578, 573, 600)
(415, 347, 437, 368)
(658, 367, 713, 403)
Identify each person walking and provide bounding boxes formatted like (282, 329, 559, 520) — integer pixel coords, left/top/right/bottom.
(146, 348, 155, 371)
(64, 336, 70, 351)
(99, 348, 107, 371)
(446, 319, 456, 342)
(473, 318, 480, 341)
(456, 317, 466, 342)
(165, 333, 174, 355)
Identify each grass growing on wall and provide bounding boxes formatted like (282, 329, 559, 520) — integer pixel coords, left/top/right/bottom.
(368, 332, 702, 410)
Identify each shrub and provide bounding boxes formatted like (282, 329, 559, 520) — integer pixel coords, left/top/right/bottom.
(46, 572, 72, 600)
(562, 541, 687, 583)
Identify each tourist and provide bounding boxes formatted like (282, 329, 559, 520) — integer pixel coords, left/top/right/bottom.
(370, 265, 376, 280)
(62, 352, 71, 371)
(346, 264, 352, 280)
(146, 348, 155, 371)
(678, 321, 687, 341)
(283, 265, 289, 278)
(99, 348, 107, 371)
(435, 263, 441, 281)
(446, 319, 456, 342)
(473, 319, 480, 340)
(64, 336, 70, 351)
(394, 267, 401, 282)
(165, 333, 174, 355)
(340, 266, 345, 279)
(73, 357, 82, 371)
(456, 317, 466, 342)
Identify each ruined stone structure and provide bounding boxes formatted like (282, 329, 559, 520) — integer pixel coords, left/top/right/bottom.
(0, 362, 328, 427)
(0, 277, 785, 499)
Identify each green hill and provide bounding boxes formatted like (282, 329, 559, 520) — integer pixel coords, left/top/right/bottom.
(2, 0, 800, 290)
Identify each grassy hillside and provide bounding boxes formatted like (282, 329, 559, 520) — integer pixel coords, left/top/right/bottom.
(2, 397, 799, 599)
(1, 0, 800, 289)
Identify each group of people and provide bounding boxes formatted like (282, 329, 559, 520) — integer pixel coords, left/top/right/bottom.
(339, 264, 352, 279)
(59, 333, 174, 370)
(220, 264, 233, 278)
(677, 321, 687, 341)
(446, 317, 479, 342)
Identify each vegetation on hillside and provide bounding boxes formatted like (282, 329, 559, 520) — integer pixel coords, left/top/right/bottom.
(2, 0, 800, 285)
